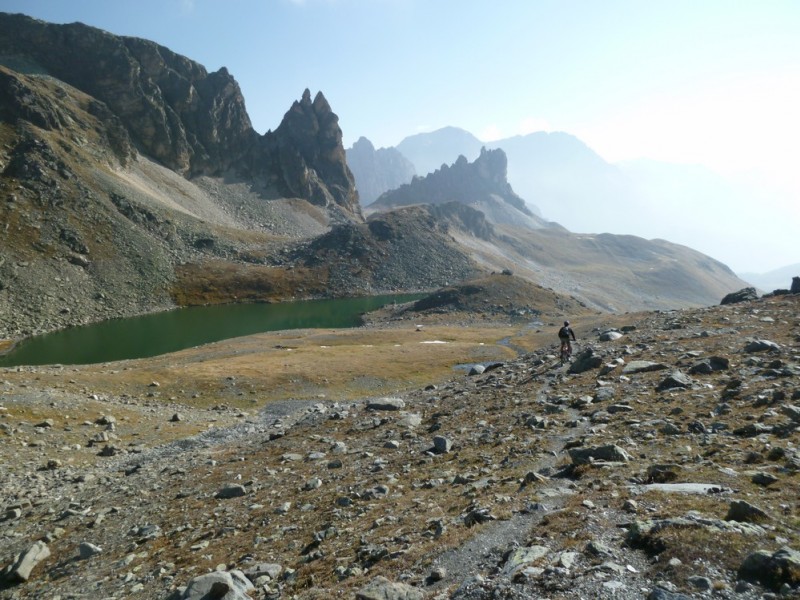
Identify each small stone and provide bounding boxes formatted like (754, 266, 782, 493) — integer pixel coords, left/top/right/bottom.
(79, 542, 103, 559)
(501, 545, 550, 577)
(303, 478, 323, 491)
(243, 562, 282, 581)
(687, 576, 712, 590)
(657, 371, 693, 391)
(356, 576, 423, 600)
(179, 570, 254, 600)
(426, 566, 446, 583)
(585, 540, 614, 557)
(170, 413, 183, 422)
(726, 499, 769, 523)
(622, 361, 669, 375)
(599, 330, 623, 341)
(97, 445, 120, 457)
(4, 507, 23, 521)
(215, 484, 247, 499)
(558, 551, 579, 569)
(751, 472, 779, 486)
(432, 435, 453, 454)
(569, 444, 631, 465)
(330, 441, 347, 454)
(366, 397, 405, 411)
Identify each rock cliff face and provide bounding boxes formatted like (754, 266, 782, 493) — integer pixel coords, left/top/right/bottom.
(0, 13, 253, 177)
(0, 12, 360, 217)
(346, 137, 416, 206)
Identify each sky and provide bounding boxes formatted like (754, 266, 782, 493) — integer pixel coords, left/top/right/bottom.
(1, 0, 798, 274)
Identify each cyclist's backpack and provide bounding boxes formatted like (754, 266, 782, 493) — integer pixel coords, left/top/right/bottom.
(558, 326, 569, 339)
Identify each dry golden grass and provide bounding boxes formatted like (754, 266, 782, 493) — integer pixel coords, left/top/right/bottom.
(42, 324, 520, 407)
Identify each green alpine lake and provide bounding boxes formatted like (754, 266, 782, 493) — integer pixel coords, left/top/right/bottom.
(0, 294, 424, 367)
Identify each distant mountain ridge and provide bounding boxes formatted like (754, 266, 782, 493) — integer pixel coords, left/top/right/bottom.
(396, 126, 485, 176)
(346, 137, 416, 205)
(370, 147, 535, 218)
(740, 263, 800, 293)
(382, 126, 793, 276)
(365, 143, 747, 311)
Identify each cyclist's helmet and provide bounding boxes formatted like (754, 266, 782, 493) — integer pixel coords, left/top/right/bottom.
(564, 321, 569, 326)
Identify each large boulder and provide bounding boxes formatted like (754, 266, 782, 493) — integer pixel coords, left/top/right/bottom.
(744, 339, 781, 353)
(569, 444, 631, 465)
(738, 546, 800, 591)
(568, 347, 603, 374)
(170, 570, 254, 600)
(4, 541, 50, 583)
(622, 360, 669, 375)
(355, 575, 424, 600)
(791, 276, 800, 294)
(721, 287, 758, 305)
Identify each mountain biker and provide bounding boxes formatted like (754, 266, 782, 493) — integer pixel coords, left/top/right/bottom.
(558, 321, 576, 359)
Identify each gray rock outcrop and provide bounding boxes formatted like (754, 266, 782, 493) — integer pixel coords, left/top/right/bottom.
(721, 287, 758, 305)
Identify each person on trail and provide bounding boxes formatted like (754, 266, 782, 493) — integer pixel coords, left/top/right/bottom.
(558, 320, 576, 359)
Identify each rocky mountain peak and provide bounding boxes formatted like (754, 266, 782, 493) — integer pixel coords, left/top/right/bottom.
(0, 13, 361, 219)
(353, 136, 375, 152)
(264, 89, 361, 217)
(371, 146, 532, 217)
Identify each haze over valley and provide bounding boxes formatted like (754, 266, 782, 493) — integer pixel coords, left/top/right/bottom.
(348, 126, 797, 285)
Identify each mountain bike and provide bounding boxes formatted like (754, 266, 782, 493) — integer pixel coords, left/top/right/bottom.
(559, 341, 572, 365)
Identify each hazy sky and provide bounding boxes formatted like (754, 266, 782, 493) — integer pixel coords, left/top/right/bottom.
(2, 0, 798, 274)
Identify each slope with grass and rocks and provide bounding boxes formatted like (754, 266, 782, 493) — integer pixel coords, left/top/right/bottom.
(0, 286, 797, 599)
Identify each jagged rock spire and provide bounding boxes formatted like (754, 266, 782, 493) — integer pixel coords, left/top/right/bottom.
(265, 89, 362, 218)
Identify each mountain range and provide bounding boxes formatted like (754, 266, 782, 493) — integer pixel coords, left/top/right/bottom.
(0, 12, 750, 342)
(347, 127, 797, 283)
